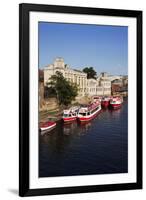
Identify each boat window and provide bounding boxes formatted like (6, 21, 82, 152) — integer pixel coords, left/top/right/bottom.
(63, 114, 68, 117)
(69, 114, 72, 117)
(87, 112, 90, 115)
(79, 113, 86, 116)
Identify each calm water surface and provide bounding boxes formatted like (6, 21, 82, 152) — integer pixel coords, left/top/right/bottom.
(39, 98, 128, 177)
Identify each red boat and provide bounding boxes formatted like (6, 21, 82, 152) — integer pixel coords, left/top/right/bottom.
(101, 96, 110, 108)
(77, 100, 101, 122)
(110, 96, 123, 109)
(40, 121, 56, 132)
(62, 106, 79, 123)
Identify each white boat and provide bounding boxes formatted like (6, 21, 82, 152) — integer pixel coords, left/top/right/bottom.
(77, 101, 101, 122)
(110, 96, 123, 109)
(40, 121, 56, 132)
(62, 106, 80, 122)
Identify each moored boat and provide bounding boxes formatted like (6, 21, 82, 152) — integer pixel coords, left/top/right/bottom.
(77, 100, 101, 122)
(62, 106, 79, 122)
(40, 121, 56, 132)
(101, 96, 110, 108)
(110, 96, 123, 109)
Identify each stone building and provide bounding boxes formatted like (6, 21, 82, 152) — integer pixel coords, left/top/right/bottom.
(43, 58, 124, 97)
(86, 75, 111, 96)
(96, 72, 111, 96)
(111, 77, 128, 96)
(122, 76, 128, 86)
(44, 57, 87, 96)
(111, 79, 122, 94)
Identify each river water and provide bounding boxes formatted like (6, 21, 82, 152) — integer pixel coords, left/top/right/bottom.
(39, 97, 128, 177)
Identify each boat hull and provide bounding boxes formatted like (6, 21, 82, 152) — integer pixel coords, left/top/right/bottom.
(110, 103, 122, 109)
(40, 123, 56, 132)
(63, 117, 77, 122)
(101, 101, 110, 107)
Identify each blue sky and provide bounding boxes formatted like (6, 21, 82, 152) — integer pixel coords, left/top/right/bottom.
(39, 22, 128, 75)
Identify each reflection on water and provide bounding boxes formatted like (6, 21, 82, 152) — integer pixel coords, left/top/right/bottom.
(63, 121, 92, 136)
(39, 98, 128, 177)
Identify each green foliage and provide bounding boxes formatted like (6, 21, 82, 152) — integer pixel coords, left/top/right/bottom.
(83, 67, 97, 79)
(48, 71, 78, 106)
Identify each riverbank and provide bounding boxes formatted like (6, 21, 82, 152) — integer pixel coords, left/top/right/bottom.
(39, 108, 62, 122)
(39, 95, 127, 122)
(39, 96, 92, 122)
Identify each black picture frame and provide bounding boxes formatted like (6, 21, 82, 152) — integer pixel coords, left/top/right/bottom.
(19, 3, 143, 197)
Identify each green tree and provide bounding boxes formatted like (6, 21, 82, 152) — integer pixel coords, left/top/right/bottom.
(48, 71, 78, 106)
(83, 67, 97, 79)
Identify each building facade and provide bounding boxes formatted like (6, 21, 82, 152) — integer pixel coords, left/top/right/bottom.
(44, 57, 87, 96)
(44, 58, 124, 97)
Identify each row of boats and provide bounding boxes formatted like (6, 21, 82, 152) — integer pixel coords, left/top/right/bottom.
(40, 96, 123, 132)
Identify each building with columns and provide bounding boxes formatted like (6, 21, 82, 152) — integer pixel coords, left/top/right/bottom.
(44, 57, 87, 96)
(86, 73, 111, 96)
(44, 58, 124, 97)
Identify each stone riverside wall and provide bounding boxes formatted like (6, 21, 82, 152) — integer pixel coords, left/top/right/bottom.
(39, 97, 58, 111)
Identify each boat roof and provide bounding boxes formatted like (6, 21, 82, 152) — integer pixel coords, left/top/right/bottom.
(63, 110, 70, 114)
(63, 106, 79, 113)
(79, 101, 100, 112)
